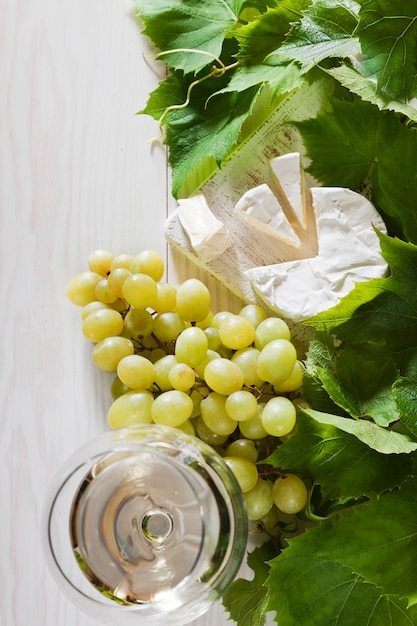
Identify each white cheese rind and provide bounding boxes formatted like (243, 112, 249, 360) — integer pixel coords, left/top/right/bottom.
(311, 186, 387, 259)
(246, 186, 388, 322)
(269, 152, 308, 229)
(234, 183, 301, 247)
(176, 193, 232, 263)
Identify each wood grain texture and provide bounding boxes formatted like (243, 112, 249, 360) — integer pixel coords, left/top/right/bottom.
(0, 1, 252, 625)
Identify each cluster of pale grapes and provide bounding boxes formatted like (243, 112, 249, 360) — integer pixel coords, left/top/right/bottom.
(66, 249, 309, 531)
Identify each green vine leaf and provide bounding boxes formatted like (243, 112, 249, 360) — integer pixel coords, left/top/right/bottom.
(266, 409, 413, 500)
(223, 541, 276, 626)
(133, 0, 247, 73)
(355, 0, 417, 102)
(267, 488, 417, 625)
(276, 0, 361, 71)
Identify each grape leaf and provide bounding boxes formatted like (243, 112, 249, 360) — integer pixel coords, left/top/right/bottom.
(267, 516, 417, 625)
(275, 0, 361, 72)
(223, 541, 276, 626)
(327, 64, 417, 121)
(316, 346, 399, 426)
(304, 333, 400, 426)
(372, 114, 417, 244)
(355, 0, 417, 102)
(302, 371, 348, 416)
(266, 409, 413, 500)
(293, 88, 417, 243)
(303, 334, 350, 417)
(140, 42, 262, 197)
(133, 0, 247, 73)
(304, 233, 417, 359)
(214, 60, 303, 96)
(306, 408, 417, 455)
(235, 0, 312, 65)
(309, 478, 417, 604)
(292, 94, 379, 189)
(139, 72, 185, 122)
(393, 377, 417, 439)
(165, 81, 262, 196)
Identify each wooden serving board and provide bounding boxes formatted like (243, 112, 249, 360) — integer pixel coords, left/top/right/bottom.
(165, 83, 326, 343)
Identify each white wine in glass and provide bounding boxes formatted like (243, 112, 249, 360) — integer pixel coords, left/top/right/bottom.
(43, 425, 248, 625)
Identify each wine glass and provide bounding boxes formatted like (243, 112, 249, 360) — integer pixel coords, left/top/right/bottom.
(43, 424, 248, 625)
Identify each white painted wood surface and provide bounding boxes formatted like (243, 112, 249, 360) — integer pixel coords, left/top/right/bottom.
(0, 1, 251, 625)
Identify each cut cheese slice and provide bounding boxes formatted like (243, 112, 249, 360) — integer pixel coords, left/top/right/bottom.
(269, 152, 309, 230)
(311, 187, 387, 262)
(234, 183, 301, 248)
(245, 186, 388, 322)
(176, 192, 232, 263)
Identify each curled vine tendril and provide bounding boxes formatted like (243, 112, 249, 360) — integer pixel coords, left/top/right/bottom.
(144, 48, 239, 143)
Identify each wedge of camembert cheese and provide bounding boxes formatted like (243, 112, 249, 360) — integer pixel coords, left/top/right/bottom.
(234, 183, 302, 248)
(176, 192, 232, 263)
(244, 182, 388, 322)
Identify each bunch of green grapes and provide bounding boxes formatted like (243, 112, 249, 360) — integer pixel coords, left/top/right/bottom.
(66, 248, 309, 531)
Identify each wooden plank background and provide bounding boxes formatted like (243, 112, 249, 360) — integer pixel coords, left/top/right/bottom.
(1, 1, 264, 625)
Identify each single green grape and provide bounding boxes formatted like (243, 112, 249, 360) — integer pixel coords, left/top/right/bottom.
(211, 311, 234, 329)
(261, 396, 296, 437)
(109, 253, 134, 271)
(153, 354, 177, 391)
(81, 301, 112, 321)
(272, 474, 308, 515)
(200, 392, 238, 436)
(124, 308, 154, 338)
(189, 387, 210, 419)
(117, 354, 156, 390)
(225, 390, 258, 422)
(204, 358, 244, 395)
(110, 376, 130, 400)
(195, 310, 214, 329)
(107, 267, 132, 299)
(175, 326, 208, 368)
(203, 326, 221, 351)
(82, 308, 124, 343)
(151, 389, 194, 427)
(238, 304, 268, 328)
(130, 249, 164, 282)
(244, 478, 274, 521)
(66, 271, 103, 306)
(154, 282, 177, 312)
(149, 348, 167, 363)
(88, 249, 114, 276)
(94, 278, 119, 304)
(153, 312, 185, 342)
(193, 416, 229, 446)
(108, 389, 154, 429)
(193, 349, 221, 379)
(218, 314, 256, 350)
(239, 404, 269, 440)
(254, 317, 291, 349)
(273, 360, 304, 393)
(232, 347, 264, 388)
(256, 339, 297, 385)
(168, 362, 195, 391)
(122, 273, 158, 309)
(225, 438, 258, 463)
(223, 456, 259, 493)
(176, 419, 196, 437)
(111, 298, 129, 313)
(259, 505, 280, 531)
(92, 336, 134, 371)
(175, 278, 211, 322)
